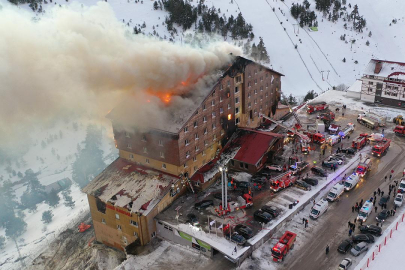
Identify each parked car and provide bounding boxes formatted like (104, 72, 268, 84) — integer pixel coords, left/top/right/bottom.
(234, 224, 253, 239)
(394, 194, 403, 207)
(334, 153, 347, 159)
(311, 166, 327, 177)
(378, 195, 390, 206)
(213, 193, 232, 202)
(359, 225, 382, 236)
(338, 258, 352, 270)
(253, 210, 272, 224)
(225, 232, 246, 246)
(322, 160, 339, 169)
(295, 180, 312, 191)
(352, 234, 375, 244)
(328, 156, 344, 164)
(337, 239, 353, 254)
(261, 205, 281, 218)
(251, 176, 266, 185)
(187, 213, 199, 226)
(194, 200, 214, 210)
(266, 165, 283, 172)
(350, 242, 369, 256)
(376, 209, 390, 223)
(302, 177, 319, 186)
(341, 148, 356, 155)
(234, 180, 250, 190)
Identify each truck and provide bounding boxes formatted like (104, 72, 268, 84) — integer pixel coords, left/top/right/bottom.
(310, 198, 329, 219)
(367, 133, 384, 142)
(289, 161, 309, 175)
(356, 157, 372, 177)
(393, 115, 404, 125)
(303, 131, 326, 144)
(394, 125, 405, 137)
(343, 173, 360, 191)
(328, 124, 340, 135)
(271, 231, 297, 262)
(307, 102, 328, 114)
(372, 138, 391, 157)
(270, 172, 297, 192)
(339, 123, 355, 138)
(318, 111, 335, 122)
(352, 134, 368, 150)
(216, 194, 253, 216)
(357, 116, 379, 130)
(358, 112, 386, 127)
(327, 135, 342, 146)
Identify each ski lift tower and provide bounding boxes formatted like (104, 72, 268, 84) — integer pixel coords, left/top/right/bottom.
(219, 166, 228, 210)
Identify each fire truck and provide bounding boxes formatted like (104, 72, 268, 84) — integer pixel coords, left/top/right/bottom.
(216, 194, 253, 216)
(339, 123, 355, 138)
(372, 138, 391, 157)
(270, 172, 297, 192)
(271, 231, 297, 262)
(394, 126, 405, 137)
(317, 110, 335, 122)
(356, 157, 372, 177)
(352, 134, 368, 150)
(328, 124, 340, 135)
(307, 102, 328, 114)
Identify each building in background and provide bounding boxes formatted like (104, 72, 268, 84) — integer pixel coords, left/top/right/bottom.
(360, 59, 405, 108)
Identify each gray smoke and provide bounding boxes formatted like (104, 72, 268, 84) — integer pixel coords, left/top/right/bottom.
(0, 2, 241, 154)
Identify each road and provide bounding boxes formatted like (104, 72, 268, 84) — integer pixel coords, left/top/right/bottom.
(281, 133, 405, 270)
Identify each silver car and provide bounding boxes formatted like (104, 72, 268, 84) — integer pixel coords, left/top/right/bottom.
(350, 241, 368, 256)
(338, 258, 352, 270)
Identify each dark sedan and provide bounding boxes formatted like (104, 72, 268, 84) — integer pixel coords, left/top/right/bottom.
(379, 195, 390, 206)
(253, 210, 272, 224)
(311, 166, 327, 177)
(187, 213, 199, 226)
(322, 160, 339, 169)
(234, 224, 254, 239)
(359, 225, 382, 236)
(376, 209, 390, 223)
(302, 178, 319, 186)
(194, 200, 214, 210)
(295, 180, 312, 191)
(261, 205, 281, 218)
(337, 239, 353, 254)
(341, 148, 356, 155)
(225, 232, 246, 246)
(352, 234, 375, 244)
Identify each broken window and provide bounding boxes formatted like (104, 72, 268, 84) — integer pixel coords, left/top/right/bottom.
(96, 198, 106, 214)
(162, 163, 167, 169)
(130, 220, 138, 227)
(117, 225, 122, 230)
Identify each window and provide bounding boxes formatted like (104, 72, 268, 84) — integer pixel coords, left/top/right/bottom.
(133, 232, 138, 237)
(203, 104, 206, 110)
(228, 103, 231, 109)
(146, 158, 150, 164)
(143, 147, 147, 153)
(213, 134, 217, 141)
(227, 81, 230, 86)
(204, 140, 208, 146)
(260, 105, 263, 111)
(254, 79, 257, 84)
(248, 72, 251, 78)
(260, 95, 263, 101)
(195, 133, 199, 140)
(254, 69, 257, 75)
(115, 214, 120, 220)
(211, 100, 215, 106)
(231, 160, 234, 166)
(369, 81, 374, 85)
(186, 151, 190, 158)
(266, 83, 269, 89)
(220, 84, 223, 90)
(240, 162, 244, 168)
(254, 89, 258, 94)
(195, 110, 198, 115)
(193, 156, 197, 162)
(220, 107, 223, 114)
(160, 152, 165, 158)
(212, 123, 216, 129)
(193, 166, 197, 171)
(123, 236, 128, 245)
(220, 96, 223, 102)
(151, 232, 156, 238)
(244, 163, 248, 169)
(236, 75, 242, 83)
(130, 220, 138, 227)
(265, 92, 268, 97)
(204, 128, 208, 134)
(202, 116, 206, 123)
(254, 99, 257, 104)
(236, 118, 240, 124)
(235, 97, 239, 104)
(248, 82, 251, 88)
(162, 163, 167, 169)
(129, 154, 134, 159)
(127, 144, 132, 149)
(260, 86, 263, 92)
(102, 218, 106, 224)
(210, 145, 213, 150)
(260, 76, 263, 81)
(159, 140, 163, 146)
(184, 126, 188, 133)
(266, 73, 269, 78)
(142, 135, 146, 141)
(194, 121, 198, 128)
(202, 150, 206, 156)
(195, 145, 199, 151)
(117, 225, 122, 231)
(221, 129, 224, 135)
(185, 139, 189, 145)
(248, 102, 251, 108)
(235, 107, 240, 114)
(248, 92, 251, 98)
(184, 163, 188, 168)
(235, 86, 239, 93)
(212, 112, 216, 118)
(125, 132, 130, 138)
(212, 90, 216, 96)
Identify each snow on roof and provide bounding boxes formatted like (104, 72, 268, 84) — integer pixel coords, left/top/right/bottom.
(363, 59, 405, 77)
(347, 80, 362, 93)
(82, 158, 179, 215)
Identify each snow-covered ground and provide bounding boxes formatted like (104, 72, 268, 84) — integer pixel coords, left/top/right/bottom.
(0, 118, 118, 269)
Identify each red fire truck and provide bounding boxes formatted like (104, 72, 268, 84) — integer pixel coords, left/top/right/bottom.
(356, 157, 372, 177)
(216, 194, 253, 216)
(394, 126, 405, 137)
(270, 172, 297, 192)
(303, 131, 326, 144)
(272, 231, 297, 262)
(307, 102, 328, 114)
(372, 138, 391, 157)
(352, 134, 368, 150)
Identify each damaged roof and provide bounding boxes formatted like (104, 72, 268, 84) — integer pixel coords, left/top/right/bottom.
(364, 59, 405, 77)
(82, 158, 179, 215)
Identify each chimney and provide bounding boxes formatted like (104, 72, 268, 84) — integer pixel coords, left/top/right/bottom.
(374, 61, 382, 74)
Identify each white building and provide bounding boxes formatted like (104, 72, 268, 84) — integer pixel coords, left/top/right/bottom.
(360, 59, 405, 108)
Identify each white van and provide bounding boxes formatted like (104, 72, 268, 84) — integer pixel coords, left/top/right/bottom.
(344, 174, 360, 191)
(357, 201, 373, 222)
(310, 198, 329, 219)
(326, 183, 345, 202)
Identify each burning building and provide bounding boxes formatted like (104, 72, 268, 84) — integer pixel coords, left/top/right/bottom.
(83, 55, 283, 250)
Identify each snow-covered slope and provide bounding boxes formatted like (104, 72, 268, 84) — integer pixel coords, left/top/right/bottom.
(14, 0, 405, 96)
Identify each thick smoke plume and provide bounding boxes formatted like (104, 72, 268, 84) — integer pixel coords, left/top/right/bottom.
(0, 2, 241, 154)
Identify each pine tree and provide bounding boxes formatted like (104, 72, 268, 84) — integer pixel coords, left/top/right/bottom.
(42, 210, 53, 224)
(250, 43, 258, 61)
(153, 1, 158, 10)
(368, 31, 372, 37)
(46, 189, 60, 208)
(343, 57, 346, 62)
(257, 37, 270, 63)
(63, 191, 75, 209)
(366, 40, 370, 46)
(304, 90, 316, 101)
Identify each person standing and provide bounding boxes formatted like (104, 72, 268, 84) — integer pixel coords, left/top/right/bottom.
(352, 206, 355, 212)
(373, 198, 376, 206)
(353, 224, 356, 231)
(305, 219, 308, 228)
(374, 191, 377, 197)
(381, 191, 384, 197)
(385, 176, 387, 182)
(348, 221, 352, 228)
(375, 206, 378, 213)
(378, 188, 381, 196)
(349, 228, 353, 236)
(303, 218, 306, 224)
(326, 245, 330, 255)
